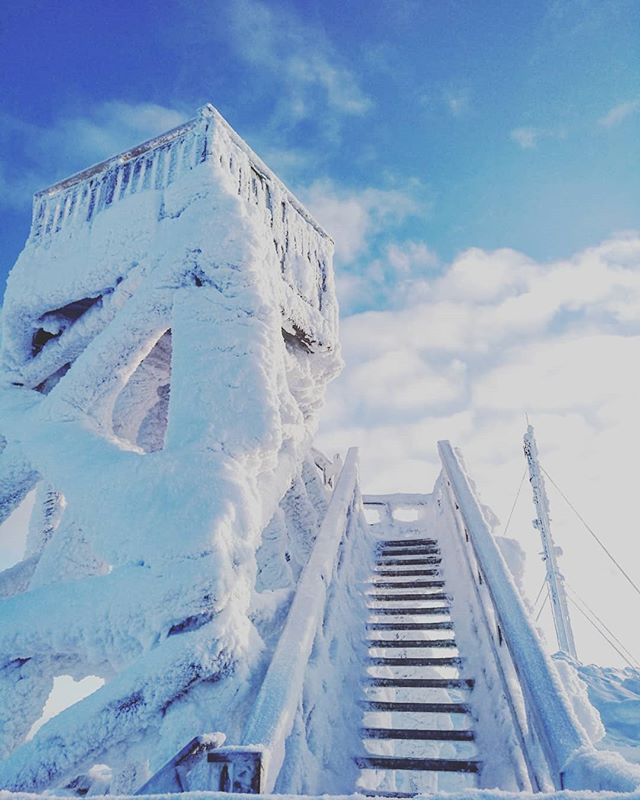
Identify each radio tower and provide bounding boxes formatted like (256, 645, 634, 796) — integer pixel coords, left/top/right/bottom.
(523, 424, 578, 659)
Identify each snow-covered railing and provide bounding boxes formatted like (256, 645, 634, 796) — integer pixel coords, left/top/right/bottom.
(438, 441, 640, 793)
(140, 448, 361, 795)
(31, 104, 328, 245)
(28, 105, 334, 347)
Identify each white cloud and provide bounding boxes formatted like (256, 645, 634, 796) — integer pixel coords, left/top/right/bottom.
(445, 89, 470, 117)
(301, 179, 436, 315)
(510, 127, 540, 149)
(510, 125, 566, 149)
(45, 102, 186, 164)
(0, 101, 186, 209)
(318, 231, 640, 666)
(303, 180, 420, 263)
(387, 241, 438, 274)
(598, 99, 640, 129)
(436, 247, 533, 303)
(225, 0, 371, 127)
(473, 334, 640, 413)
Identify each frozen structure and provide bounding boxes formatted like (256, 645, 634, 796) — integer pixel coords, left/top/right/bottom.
(0, 105, 345, 793)
(1, 105, 640, 799)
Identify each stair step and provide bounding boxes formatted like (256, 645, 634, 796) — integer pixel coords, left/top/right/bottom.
(371, 580, 445, 589)
(364, 677, 474, 689)
(354, 755, 480, 773)
(361, 700, 470, 713)
(378, 539, 436, 547)
(379, 547, 439, 556)
(367, 656, 462, 667)
(369, 592, 448, 602)
(374, 568, 440, 577)
(367, 621, 454, 631)
(368, 606, 450, 616)
(376, 558, 441, 566)
(367, 638, 456, 649)
(362, 727, 475, 741)
(376, 541, 440, 551)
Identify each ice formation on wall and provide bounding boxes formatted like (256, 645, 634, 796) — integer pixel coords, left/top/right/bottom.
(0, 104, 342, 792)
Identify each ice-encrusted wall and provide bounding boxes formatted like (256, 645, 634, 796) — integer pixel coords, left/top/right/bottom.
(0, 105, 342, 793)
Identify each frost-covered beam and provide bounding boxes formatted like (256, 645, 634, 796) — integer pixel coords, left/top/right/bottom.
(0, 623, 234, 792)
(42, 283, 173, 428)
(15, 267, 145, 392)
(0, 556, 38, 598)
(134, 734, 227, 794)
(0, 442, 38, 526)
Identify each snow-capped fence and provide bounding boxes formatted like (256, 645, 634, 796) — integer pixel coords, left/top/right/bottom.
(139, 448, 362, 795)
(437, 441, 640, 794)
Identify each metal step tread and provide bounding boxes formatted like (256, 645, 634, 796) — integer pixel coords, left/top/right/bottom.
(378, 548, 440, 557)
(378, 539, 437, 547)
(367, 656, 462, 667)
(371, 580, 445, 589)
(374, 568, 440, 577)
(368, 606, 450, 616)
(367, 621, 454, 631)
(354, 755, 480, 773)
(367, 638, 456, 649)
(361, 699, 470, 713)
(369, 592, 449, 602)
(376, 558, 441, 566)
(364, 676, 474, 689)
(362, 727, 475, 741)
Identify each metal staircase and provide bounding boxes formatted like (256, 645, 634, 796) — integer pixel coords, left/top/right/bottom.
(128, 444, 640, 797)
(355, 509, 479, 795)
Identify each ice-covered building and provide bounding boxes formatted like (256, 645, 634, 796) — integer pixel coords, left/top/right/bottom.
(1, 105, 639, 799)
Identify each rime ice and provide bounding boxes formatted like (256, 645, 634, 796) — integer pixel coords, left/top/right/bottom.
(0, 105, 341, 792)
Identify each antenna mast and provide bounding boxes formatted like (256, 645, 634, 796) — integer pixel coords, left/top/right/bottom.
(523, 424, 578, 659)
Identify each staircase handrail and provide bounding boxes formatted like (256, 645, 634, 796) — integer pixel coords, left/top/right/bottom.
(238, 446, 360, 791)
(437, 441, 640, 792)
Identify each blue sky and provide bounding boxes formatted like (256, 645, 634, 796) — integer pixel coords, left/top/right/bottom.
(1, 0, 639, 305)
(1, 1, 640, 666)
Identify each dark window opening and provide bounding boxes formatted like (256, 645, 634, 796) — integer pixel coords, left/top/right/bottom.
(32, 295, 104, 356)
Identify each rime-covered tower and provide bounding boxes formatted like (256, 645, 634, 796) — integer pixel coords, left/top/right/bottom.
(0, 105, 345, 793)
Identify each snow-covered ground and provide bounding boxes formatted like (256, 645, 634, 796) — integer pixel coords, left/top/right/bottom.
(576, 662, 640, 766)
